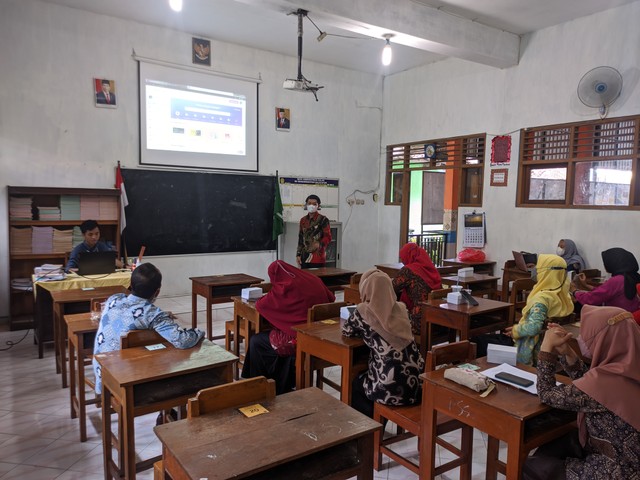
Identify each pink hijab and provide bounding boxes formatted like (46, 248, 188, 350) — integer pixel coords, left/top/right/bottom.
(399, 243, 442, 290)
(357, 269, 414, 350)
(573, 305, 640, 445)
(256, 260, 335, 337)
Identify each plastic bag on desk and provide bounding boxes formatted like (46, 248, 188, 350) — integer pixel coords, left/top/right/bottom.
(458, 248, 486, 263)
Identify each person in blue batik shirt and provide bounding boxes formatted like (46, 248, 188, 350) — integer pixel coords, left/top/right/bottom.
(92, 262, 204, 395)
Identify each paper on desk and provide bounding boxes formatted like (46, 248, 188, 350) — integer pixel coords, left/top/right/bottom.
(481, 363, 539, 395)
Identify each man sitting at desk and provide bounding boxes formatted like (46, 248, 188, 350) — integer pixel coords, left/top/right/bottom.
(92, 263, 204, 397)
(65, 219, 123, 271)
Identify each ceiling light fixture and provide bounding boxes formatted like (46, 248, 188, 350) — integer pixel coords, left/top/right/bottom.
(381, 34, 393, 66)
(169, 0, 183, 12)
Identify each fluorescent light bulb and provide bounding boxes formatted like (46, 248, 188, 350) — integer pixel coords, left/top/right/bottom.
(381, 40, 392, 66)
(169, 0, 183, 12)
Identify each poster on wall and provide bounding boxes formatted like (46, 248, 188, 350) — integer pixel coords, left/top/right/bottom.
(279, 176, 339, 222)
(94, 78, 117, 108)
(490, 135, 511, 165)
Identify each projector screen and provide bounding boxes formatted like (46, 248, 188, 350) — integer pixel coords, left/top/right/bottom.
(139, 61, 259, 171)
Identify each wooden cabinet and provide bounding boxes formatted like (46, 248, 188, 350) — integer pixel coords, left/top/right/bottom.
(7, 187, 121, 330)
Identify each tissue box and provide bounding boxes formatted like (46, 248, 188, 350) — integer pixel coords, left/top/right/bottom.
(446, 292, 465, 304)
(241, 287, 262, 300)
(340, 306, 356, 320)
(458, 267, 474, 278)
(487, 343, 517, 366)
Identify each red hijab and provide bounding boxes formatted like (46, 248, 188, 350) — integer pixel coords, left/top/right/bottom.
(399, 243, 442, 290)
(256, 260, 335, 337)
(574, 305, 640, 445)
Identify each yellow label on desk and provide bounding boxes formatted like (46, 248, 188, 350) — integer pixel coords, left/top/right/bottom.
(238, 404, 269, 417)
(320, 319, 338, 325)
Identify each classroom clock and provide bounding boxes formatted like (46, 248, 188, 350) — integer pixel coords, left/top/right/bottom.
(425, 143, 437, 159)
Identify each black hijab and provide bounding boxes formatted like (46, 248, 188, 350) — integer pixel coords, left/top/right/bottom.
(601, 248, 640, 299)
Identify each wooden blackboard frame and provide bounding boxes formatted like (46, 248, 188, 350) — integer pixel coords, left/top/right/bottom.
(121, 168, 276, 256)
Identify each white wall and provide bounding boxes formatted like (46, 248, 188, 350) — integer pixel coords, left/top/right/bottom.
(380, 1, 640, 274)
(0, 0, 384, 317)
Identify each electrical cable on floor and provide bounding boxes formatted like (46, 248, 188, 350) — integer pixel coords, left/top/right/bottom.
(0, 329, 31, 351)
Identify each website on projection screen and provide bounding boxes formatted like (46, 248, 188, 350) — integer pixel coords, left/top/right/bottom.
(139, 62, 258, 171)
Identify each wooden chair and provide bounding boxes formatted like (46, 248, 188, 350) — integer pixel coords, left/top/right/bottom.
(350, 273, 362, 286)
(428, 287, 450, 301)
(307, 302, 349, 392)
(373, 340, 477, 477)
(188, 376, 276, 418)
(499, 260, 531, 302)
(509, 278, 536, 323)
(224, 283, 271, 354)
(120, 329, 165, 349)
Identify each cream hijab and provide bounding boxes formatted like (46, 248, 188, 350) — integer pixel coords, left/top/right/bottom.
(357, 269, 414, 350)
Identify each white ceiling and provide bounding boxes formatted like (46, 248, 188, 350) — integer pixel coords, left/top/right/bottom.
(39, 0, 638, 75)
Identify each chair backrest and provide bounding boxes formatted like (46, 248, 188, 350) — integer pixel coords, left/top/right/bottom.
(547, 313, 576, 326)
(509, 278, 536, 323)
(350, 273, 362, 286)
(428, 287, 450, 301)
(188, 376, 276, 418)
(250, 282, 272, 293)
(425, 340, 477, 372)
(120, 329, 165, 349)
(307, 302, 348, 324)
(89, 296, 110, 312)
(581, 268, 601, 279)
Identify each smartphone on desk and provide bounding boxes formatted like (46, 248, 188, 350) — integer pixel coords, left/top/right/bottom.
(495, 371, 534, 388)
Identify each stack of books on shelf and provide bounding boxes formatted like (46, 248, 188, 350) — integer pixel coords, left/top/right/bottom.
(11, 278, 33, 292)
(34, 264, 65, 281)
(72, 226, 84, 248)
(99, 196, 118, 220)
(80, 196, 100, 220)
(32, 226, 53, 254)
(53, 228, 73, 254)
(9, 196, 33, 221)
(37, 206, 61, 221)
(60, 195, 81, 220)
(9, 227, 32, 255)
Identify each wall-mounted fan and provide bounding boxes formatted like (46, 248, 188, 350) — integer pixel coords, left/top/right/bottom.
(577, 66, 623, 118)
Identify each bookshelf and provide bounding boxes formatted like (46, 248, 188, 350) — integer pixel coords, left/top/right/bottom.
(7, 186, 121, 331)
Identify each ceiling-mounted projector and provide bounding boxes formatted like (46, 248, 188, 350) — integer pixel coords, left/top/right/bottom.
(283, 9, 324, 101)
(283, 78, 323, 94)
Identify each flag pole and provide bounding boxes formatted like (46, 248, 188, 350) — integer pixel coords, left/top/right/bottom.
(275, 170, 280, 261)
(116, 161, 129, 266)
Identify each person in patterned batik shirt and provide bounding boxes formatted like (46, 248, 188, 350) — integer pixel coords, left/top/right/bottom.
(296, 195, 331, 269)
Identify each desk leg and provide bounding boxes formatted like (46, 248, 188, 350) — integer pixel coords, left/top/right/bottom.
(191, 291, 198, 329)
(77, 339, 87, 442)
(122, 389, 136, 480)
(295, 344, 305, 391)
(356, 433, 374, 480)
(53, 304, 62, 375)
(505, 433, 523, 480)
(69, 338, 77, 420)
(102, 387, 113, 480)
(341, 352, 352, 405)
(486, 436, 500, 480)
(60, 315, 68, 388)
(206, 296, 213, 341)
(419, 387, 437, 480)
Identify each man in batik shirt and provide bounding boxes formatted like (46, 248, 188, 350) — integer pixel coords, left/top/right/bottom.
(296, 194, 331, 269)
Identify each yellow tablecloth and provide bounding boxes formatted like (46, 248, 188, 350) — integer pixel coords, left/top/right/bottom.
(32, 271, 132, 299)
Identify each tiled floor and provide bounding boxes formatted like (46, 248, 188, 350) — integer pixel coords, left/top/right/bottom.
(0, 294, 504, 479)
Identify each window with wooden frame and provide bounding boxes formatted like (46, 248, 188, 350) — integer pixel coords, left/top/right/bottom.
(517, 114, 640, 209)
(384, 133, 486, 206)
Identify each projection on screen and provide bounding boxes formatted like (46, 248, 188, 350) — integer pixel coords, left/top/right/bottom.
(139, 61, 259, 171)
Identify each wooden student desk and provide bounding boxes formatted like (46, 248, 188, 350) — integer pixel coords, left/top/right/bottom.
(421, 297, 512, 356)
(95, 341, 237, 480)
(420, 358, 576, 480)
(51, 284, 128, 388)
(33, 271, 131, 360)
(190, 273, 263, 341)
(442, 258, 497, 275)
(305, 266, 357, 288)
(294, 321, 368, 405)
(154, 387, 381, 480)
(440, 273, 500, 299)
(65, 312, 99, 442)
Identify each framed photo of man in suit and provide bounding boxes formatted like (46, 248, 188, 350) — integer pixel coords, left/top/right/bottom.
(276, 107, 291, 131)
(94, 78, 117, 108)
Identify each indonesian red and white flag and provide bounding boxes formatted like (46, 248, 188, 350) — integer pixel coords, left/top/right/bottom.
(115, 165, 128, 233)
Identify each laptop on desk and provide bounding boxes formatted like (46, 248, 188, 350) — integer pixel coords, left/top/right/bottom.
(512, 251, 537, 273)
(77, 251, 117, 276)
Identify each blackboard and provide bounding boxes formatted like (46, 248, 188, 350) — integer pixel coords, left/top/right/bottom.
(121, 169, 276, 256)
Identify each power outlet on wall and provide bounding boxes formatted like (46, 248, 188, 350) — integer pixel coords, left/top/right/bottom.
(356, 199, 365, 205)
(347, 198, 355, 206)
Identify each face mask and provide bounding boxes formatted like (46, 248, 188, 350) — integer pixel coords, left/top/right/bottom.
(576, 336, 592, 359)
(307, 204, 318, 213)
(556, 247, 565, 256)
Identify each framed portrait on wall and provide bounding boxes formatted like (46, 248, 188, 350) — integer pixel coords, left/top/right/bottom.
(94, 78, 117, 108)
(276, 107, 291, 131)
(192, 37, 211, 66)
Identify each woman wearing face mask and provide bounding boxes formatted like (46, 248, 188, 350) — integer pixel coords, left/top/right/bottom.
(504, 254, 574, 365)
(296, 194, 332, 269)
(522, 305, 640, 480)
(556, 239, 586, 273)
(572, 247, 640, 313)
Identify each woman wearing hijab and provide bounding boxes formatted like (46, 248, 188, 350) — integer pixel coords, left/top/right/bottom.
(241, 260, 334, 394)
(557, 239, 586, 273)
(573, 247, 640, 312)
(392, 243, 442, 334)
(505, 254, 574, 365)
(342, 268, 424, 418)
(522, 305, 640, 480)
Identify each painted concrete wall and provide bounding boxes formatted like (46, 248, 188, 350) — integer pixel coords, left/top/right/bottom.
(0, 0, 383, 317)
(380, 1, 640, 275)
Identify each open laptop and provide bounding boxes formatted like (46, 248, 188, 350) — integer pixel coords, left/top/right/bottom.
(512, 251, 537, 273)
(77, 251, 117, 275)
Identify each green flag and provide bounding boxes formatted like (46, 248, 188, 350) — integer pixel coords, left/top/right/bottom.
(272, 178, 284, 241)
